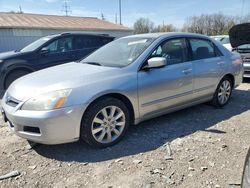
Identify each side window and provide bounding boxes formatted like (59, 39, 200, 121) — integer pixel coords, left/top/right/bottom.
(74, 36, 101, 50)
(99, 37, 113, 46)
(189, 39, 217, 60)
(151, 38, 188, 65)
(45, 37, 73, 53)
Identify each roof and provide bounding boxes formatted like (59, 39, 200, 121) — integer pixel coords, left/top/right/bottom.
(0, 12, 132, 31)
(125, 32, 210, 39)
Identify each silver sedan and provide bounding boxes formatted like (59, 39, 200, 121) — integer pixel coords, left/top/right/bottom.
(1, 33, 243, 148)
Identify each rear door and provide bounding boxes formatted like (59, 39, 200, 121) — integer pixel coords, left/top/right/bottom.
(73, 35, 104, 60)
(138, 38, 194, 118)
(188, 38, 225, 99)
(38, 36, 77, 69)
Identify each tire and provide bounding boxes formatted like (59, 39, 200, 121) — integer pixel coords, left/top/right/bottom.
(241, 149, 250, 188)
(4, 70, 31, 89)
(80, 97, 130, 148)
(211, 76, 233, 107)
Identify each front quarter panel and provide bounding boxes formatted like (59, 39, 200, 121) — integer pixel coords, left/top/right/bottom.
(65, 70, 139, 121)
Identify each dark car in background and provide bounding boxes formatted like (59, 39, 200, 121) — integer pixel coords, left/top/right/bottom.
(229, 23, 250, 78)
(0, 33, 114, 90)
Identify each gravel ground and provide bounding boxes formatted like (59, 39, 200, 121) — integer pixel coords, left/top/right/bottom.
(0, 81, 250, 188)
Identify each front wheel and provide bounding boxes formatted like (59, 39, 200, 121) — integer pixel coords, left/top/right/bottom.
(80, 97, 130, 148)
(211, 76, 233, 107)
(4, 70, 31, 89)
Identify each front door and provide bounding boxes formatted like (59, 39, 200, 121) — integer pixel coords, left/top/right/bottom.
(138, 38, 194, 118)
(38, 36, 77, 69)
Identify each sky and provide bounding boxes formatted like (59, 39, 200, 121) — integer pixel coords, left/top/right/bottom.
(0, 0, 249, 28)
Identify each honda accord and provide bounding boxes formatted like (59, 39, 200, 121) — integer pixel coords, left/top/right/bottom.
(1, 32, 243, 148)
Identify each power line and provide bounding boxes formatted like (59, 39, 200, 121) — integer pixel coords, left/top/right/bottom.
(62, 0, 71, 16)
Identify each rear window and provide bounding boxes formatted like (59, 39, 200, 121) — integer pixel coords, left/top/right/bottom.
(189, 39, 218, 60)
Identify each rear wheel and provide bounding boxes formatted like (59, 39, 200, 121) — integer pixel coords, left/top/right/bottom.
(211, 76, 233, 107)
(4, 70, 31, 89)
(80, 97, 130, 148)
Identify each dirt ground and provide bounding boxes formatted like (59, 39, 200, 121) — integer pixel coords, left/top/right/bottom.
(0, 81, 250, 188)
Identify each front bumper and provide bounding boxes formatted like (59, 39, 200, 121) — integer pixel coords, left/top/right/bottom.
(1, 98, 86, 145)
(243, 62, 250, 78)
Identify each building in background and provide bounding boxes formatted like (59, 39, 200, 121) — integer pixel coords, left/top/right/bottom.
(0, 12, 133, 52)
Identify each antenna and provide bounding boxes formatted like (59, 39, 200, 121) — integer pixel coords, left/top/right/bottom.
(62, 0, 71, 16)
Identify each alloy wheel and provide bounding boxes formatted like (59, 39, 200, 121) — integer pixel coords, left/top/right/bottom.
(218, 80, 231, 105)
(91, 106, 126, 144)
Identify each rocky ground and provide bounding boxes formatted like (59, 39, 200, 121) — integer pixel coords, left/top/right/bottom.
(0, 81, 250, 188)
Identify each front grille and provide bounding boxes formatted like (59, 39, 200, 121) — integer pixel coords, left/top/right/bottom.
(244, 71, 250, 75)
(5, 93, 21, 107)
(243, 58, 250, 63)
(241, 54, 250, 63)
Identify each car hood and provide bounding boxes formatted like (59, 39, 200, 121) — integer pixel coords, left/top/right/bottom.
(0, 50, 28, 60)
(229, 23, 250, 48)
(7, 62, 118, 101)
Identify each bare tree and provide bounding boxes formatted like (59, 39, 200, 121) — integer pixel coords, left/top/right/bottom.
(133, 18, 154, 34)
(182, 13, 236, 35)
(153, 24, 177, 32)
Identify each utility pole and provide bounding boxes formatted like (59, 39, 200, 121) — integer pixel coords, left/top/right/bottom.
(19, 5, 23, 13)
(115, 13, 118, 24)
(101, 13, 105, 20)
(62, 0, 71, 16)
(241, 0, 245, 23)
(119, 0, 122, 25)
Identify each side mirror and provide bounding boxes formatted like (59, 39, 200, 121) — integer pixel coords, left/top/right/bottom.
(40, 47, 50, 55)
(145, 57, 167, 70)
(241, 148, 250, 188)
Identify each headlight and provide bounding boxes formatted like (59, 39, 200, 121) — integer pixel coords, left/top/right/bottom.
(21, 89, 72, 111)
(0, 60, 3, 63)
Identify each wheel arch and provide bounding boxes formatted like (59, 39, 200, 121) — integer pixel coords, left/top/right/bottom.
(3, 66, 34, 89)
(83, 93, 135, 125)
(222, 73, 235, 87)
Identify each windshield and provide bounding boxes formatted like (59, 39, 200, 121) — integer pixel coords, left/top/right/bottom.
(220, 37, 230, 44)
(81, 37, 154, 67)
(20, 37, 51, 52)
(238, 44, 250, 49)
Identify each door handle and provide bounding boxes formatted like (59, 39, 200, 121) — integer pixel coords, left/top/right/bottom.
(182, 68, 192, 74)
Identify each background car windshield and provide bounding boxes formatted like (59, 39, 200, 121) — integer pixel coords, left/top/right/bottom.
(20, 37, 51, 52)
(220, 37, 230, 44)
(238, 44, 250, 49)
(81, 37, 154, 67)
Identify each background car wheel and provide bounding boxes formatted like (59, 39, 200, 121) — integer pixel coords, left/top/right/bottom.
(211, 76, 233, 107)
(4, 70, 31, 89)
(80, 97, 130, 148)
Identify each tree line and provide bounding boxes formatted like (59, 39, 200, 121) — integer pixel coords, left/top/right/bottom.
(133, 13, 250, 35)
